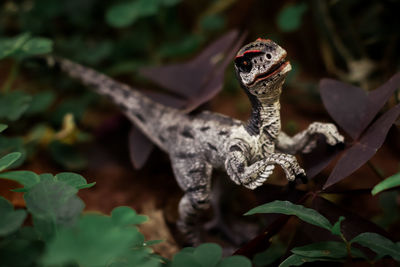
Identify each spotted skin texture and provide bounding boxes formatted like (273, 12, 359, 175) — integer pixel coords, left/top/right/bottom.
(55, 39, 344, 245)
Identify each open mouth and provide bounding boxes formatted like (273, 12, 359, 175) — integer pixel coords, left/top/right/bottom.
(248, 60, 289, 86)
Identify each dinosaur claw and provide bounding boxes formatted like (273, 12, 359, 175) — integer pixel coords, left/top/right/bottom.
(335, 141, 346, 150)
(295, 173, 308, 184)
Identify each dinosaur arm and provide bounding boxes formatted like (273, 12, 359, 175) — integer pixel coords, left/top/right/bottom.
(225, 146, 272, 189)
(225, 141, 305, 189)
(276, 122, 344, 154)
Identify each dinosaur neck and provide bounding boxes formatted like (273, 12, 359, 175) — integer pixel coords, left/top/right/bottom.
(245, 89, 281, 140)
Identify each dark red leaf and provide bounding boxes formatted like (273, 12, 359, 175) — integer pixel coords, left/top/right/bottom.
(144, 91, 187, 109)
(302, 136, 344, 179)
(319, 79, 368, 140)
(362, 73, 400, 133)
(128, 127, 154, 169)
(323, 104, 400, 189)
(139, 30, 246, 111)
(185, 32, 247, 112)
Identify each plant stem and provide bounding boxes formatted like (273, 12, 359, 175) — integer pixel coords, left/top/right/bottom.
(340, 233, 353, 259)
(367, 161, 385, 180)
(1, 60, 19, 93)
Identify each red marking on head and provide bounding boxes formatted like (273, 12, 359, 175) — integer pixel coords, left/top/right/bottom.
(235, 49, 262, 58)
(256, 38, 272, 42)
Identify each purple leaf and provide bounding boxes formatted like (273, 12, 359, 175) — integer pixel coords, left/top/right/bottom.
(323, 104, 400, 190)
(144, 91, 186, 109)
(302, 137, 344, 179)
(139, 30, 246, 111)
(319, 79, 368, 140)
(128, 127, 154, 169)
(362, 73, 400, 132)
(185, 32, 247, 112)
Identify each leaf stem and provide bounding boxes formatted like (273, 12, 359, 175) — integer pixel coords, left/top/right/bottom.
(367, 161, 385, 180)
(339, 233, 353, 259)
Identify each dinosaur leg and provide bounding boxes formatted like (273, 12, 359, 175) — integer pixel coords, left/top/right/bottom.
(171, 157, 212, 246)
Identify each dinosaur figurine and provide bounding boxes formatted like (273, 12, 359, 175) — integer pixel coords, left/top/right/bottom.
(53, 38, 344, 244)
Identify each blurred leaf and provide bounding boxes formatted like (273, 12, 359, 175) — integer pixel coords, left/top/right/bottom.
(331, 216, 345, 236)
(51, 93, 94, 125)
(39, 173, 54, 181)
(0, 136, 26, 169)
(140, 30, 245, 110)
(0, 197, 27, 237)
(25, 91, 55, 115)
(54, 172, 95, 190)
(279, 254, 341, 267)
(171, 252, 202, 267)
(158, 34, 203, 58)
(200, 14, 225, 32)
(49, 141, 88, 170)
(217, 256, 251, 267)
(0, 170, 40, 190)
(253, 241, 285, 267)
(0, 33, 31, 60)
(373, 191, 400, 229)
(144, 240, 164, 246)
(160, 0, 181, 6)
(372, 172, 400, 195)
(106, 0, 160, 28)
(0, 124, 7, 133)
(351, 232, 400, 261)
(21, 37, 53, 56)
(78, 41, 113, 65)
(277, 3, 308, 32)
(0, 91, 32, 121)
(193, 243, 222, 267)
(0, 231, 44, 267)
(111, 206, 148, 226)
(291, 241, 365, 259)
(245, 200, 333, 231)
(24, 180, 84, 226)
(42, 214, 146, 267)
(324, 104, 400, 189)
(171, 243, 250, 267)
(0, 152, 22, 172)
(0, 33, 53, 60)
(32, 216, 56, 242)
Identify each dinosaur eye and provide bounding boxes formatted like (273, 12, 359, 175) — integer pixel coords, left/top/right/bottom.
(235, 58, 252, 73)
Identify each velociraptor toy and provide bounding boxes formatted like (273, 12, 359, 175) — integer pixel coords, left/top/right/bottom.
(53, 38, 344, 244)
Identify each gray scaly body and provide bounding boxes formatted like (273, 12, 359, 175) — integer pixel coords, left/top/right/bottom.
(55, 38, 344, 244)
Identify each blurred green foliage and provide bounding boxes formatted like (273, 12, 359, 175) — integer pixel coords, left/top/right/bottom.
(277, 3, 308, 32)
(0, 140, 250, 266)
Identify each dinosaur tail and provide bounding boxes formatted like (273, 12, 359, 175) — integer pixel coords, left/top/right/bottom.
(53, 57, 180, 151)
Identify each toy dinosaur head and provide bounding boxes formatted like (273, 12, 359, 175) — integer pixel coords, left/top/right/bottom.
(234, 38, 291, 101)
